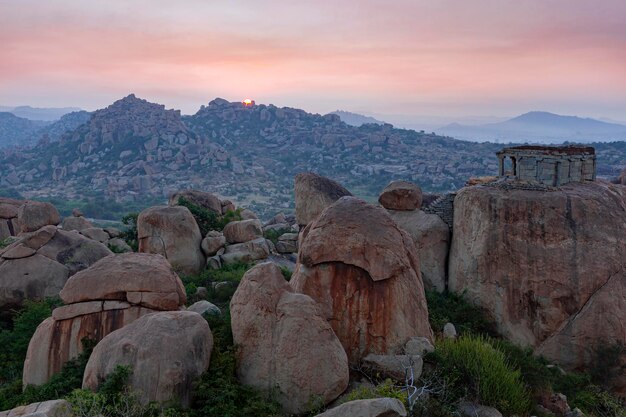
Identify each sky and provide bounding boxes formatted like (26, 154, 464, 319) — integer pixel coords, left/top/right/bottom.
(1, 0, 626, 122)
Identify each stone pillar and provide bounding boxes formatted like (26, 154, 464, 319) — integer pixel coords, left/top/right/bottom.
(498, 156, 505, 177)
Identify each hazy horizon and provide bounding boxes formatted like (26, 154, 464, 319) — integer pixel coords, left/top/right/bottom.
(2, 1, 626, 121)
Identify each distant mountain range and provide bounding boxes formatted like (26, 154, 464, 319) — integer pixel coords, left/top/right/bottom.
(0, 105, 83, 121)
(330, 110, 385, 126)
(437, 111, 626, 143)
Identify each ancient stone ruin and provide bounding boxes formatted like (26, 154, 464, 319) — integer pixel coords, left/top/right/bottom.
(496, 145, 596, 186)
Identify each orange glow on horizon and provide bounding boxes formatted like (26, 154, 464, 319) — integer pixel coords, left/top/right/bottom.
(242, 98, 254, 106)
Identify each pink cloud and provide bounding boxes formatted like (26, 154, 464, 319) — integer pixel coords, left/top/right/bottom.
(0, 0, 625, 117)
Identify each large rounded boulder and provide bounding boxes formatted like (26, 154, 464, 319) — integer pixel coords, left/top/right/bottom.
(448, 182, 626, 393)
(230, 262, 349, 415)
(83, 311, 213, 407)
(291, 197, 433, 364)
(168, 189, 222, 214)
(17, 201, 61, 233)
(378, 180, 423, 211)
(137, 205, 205, 275)
(294, 172, 352, 226)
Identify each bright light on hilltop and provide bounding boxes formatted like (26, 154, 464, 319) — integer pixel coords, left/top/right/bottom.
(242, 98, 254, 106)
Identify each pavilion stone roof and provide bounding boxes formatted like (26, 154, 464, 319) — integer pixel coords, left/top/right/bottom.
(496, 145, 595, 157)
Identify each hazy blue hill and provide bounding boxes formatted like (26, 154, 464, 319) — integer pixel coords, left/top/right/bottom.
(0, 112, 50, 148)
(9, 105, 83, 121)
(438, 111, 626, 143)
(330, 110, 385, 126)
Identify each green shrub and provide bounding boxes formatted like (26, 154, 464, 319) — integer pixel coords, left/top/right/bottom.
(189, 313, 281, 417)
(490, 338, 556, 394)
(67, 366, 176, 417)
(181, 262, 251, 307)
(425, 290, 496, 337)
(0, 238, 11, 249)
(280, 266, 292, 281)
(554, 371, 626, 417)
(177, 197, 242, 236)
(263, 228, 290, 246)
(0, 299, 59, 391)
(431, 335, 532, 416)
(19, 338, 96, 406)
(119, 212, 139, 251)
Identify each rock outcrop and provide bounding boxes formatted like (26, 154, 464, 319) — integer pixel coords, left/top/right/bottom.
(17, 201, 61, 233)
(220, 237, 270, 266)
(314, 398, 407, 417)
(168, 189, 222, 214)
(61, 215, 93, 232)
(0, 226, 112, 311)
(22, 253, 185, 387)
(0, 198, 21, 240)
(291, 197, 433, 364)
(448, 182, 626, 393)
(231, 262, 349, 415)
(378, 180, 423, 211)
(387, 210, 450, 292)
(137, 205, 205, 275)
(0, 199, 61, 240)
(223, 219, 263, 244)
(294, 173, 352, 226)
(0, 400, 73, 417)
(83, 311, 212, 407)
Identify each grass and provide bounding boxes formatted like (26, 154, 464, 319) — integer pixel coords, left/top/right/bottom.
(180, 262, 251, 307)
(429, 335, 532, 416)
(423, 291, 625, 417)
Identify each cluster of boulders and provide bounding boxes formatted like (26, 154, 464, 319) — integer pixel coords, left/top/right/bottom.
(22, 253, 187, 385)
(137, 189, 285, 274)
(0, 199, 60, 240)
(228, 192, 435, 413)
(3, 170, 626, 416)
(0, 223, 112, 312)
(61, 208, 131, 252)
(263, 211, 299, 254)
(22, 252, 213, 407)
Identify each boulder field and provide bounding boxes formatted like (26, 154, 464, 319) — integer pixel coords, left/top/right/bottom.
(448, 181, 626, 394)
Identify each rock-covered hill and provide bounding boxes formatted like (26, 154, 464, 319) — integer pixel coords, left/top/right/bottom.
(2, 95, 626, 219)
